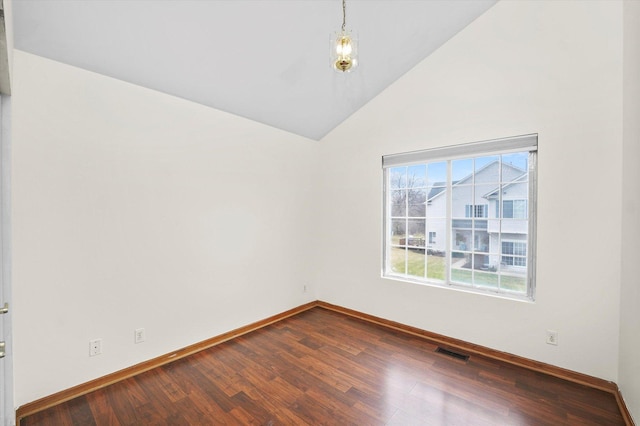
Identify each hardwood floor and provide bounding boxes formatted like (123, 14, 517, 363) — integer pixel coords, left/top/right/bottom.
(21, 307, 626, 425)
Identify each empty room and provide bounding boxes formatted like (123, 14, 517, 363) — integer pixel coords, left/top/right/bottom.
(0, 0, 639, 425)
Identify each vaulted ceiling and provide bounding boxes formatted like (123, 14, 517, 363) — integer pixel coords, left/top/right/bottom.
(12, 0, 496, 140)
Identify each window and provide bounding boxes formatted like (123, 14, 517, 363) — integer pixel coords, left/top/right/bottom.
(428, 231, 436, 244)
(501, 241, 527, 266)
(465, 204, 488, 218)
(502, 200, 527, 219)
(383, 134, 537, 300)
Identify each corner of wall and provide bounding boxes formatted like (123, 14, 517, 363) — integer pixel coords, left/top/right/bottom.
(619, 0, 640, 422)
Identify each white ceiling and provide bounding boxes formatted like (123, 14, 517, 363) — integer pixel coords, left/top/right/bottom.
(12, 0, 496, 140)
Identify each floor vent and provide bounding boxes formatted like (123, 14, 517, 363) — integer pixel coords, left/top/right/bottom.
(435, 347, 470, 362)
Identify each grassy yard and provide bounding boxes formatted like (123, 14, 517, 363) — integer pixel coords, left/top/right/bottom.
(450, 269, 525, 292)
(390, 247, 445, 280)
(390, 247, 526, 292)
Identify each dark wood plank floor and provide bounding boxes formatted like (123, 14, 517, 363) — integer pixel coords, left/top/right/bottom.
(21, 307, 625, 425)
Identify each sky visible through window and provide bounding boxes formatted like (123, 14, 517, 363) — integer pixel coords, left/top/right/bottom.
(392, 152, 528, 189)
(383, 135, 537, 300)
(386, 150, 532, 297)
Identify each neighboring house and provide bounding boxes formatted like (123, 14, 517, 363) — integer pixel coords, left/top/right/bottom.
(425, 160, 528, 271)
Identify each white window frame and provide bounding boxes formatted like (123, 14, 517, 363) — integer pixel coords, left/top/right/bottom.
(382, 134, 538, 301)
(465, 204, 488, 218)
(428, 231, 436, 244)
(502, 199, 527, 219)
(501, 240, 527, 267)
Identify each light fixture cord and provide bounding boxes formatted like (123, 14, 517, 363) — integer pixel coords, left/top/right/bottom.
(342, 0, 346, 32)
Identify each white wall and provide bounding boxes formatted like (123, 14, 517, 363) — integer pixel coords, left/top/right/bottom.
(1, 94, 14, 426)
(620, 1, 640, 422)
(1, 5, 15, 422)
(314, 0, 624, 381)
(11, 51, 316, 406)
(11, 0, 637, 415)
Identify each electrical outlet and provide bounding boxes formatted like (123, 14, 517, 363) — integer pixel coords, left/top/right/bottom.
(546, 330, 558, 346)
(135, 328, 145, 344)
(89, 339, 102, 356)
(303, 285, 307, 293)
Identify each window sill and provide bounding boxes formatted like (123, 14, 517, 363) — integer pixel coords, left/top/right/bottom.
(382, 273, 535, 303)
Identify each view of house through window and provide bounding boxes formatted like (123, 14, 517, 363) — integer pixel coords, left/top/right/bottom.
(383, 135, 537, 300)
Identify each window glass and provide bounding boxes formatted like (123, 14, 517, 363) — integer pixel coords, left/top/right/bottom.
(383, 135, 537, 300)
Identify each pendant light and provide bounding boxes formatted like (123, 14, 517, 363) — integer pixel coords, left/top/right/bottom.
(331, 0, 358, 72)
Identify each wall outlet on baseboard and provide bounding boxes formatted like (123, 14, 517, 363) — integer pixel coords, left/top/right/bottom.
(89, 339, 102, 356)
(546, 330, 558, 346)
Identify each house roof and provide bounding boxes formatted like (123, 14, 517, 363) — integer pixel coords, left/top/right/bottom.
(427, 182, 450, 200)
(483, 173, 528, 199)
(426, 160, 526, 202)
